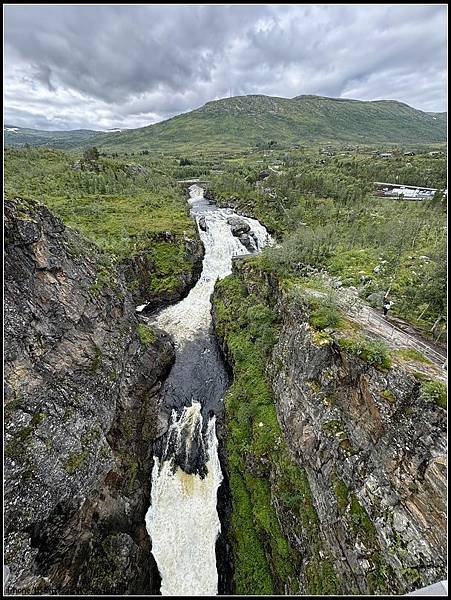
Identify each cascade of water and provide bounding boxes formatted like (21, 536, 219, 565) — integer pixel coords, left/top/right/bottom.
(144, 185, 272, 595)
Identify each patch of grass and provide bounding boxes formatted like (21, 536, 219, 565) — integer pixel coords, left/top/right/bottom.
(309, 303, 343, 331)
(394, 347, 432, 364)
(419, 380, 447, 409)
(338, 335, 392, 370)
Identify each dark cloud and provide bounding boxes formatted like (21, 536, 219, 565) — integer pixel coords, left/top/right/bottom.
(4, 4, 447, 130)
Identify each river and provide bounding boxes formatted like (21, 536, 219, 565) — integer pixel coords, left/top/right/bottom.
(143, 185, 272, 596)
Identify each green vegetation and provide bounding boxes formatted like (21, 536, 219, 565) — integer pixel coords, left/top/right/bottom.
(419, 380, 447, 409)
(209, 145, 446, 335)
(309, 301, 343, 331)
(6, 95, 445, 153)
(4, 125, 98, 149)
(213, 262, 341, 595)
(64, 450, 89, 474)
(380, 388, 396, 404)
(137, 323, 157, 346)
(338, 335, 392, 370)
(333, 475, 350, 513)
(394, 348, 432, 364)
(4, 147, 198, 296)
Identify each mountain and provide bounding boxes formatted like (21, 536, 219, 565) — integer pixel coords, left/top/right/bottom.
(4, 125, 99, 149)
(5, 95, 447, 152)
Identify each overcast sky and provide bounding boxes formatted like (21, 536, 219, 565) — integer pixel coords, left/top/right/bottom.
(4, 4, 447, 131)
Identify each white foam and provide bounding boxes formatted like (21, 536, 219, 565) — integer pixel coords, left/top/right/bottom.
(146, 404, 223, 596)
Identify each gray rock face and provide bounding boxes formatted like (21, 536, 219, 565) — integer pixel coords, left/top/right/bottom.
(4, 198, 177, 594)
(268, 296, 447, 594)
(227, 216, 251, 236)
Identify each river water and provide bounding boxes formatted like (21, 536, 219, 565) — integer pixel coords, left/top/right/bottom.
(144, 185, 271, 596)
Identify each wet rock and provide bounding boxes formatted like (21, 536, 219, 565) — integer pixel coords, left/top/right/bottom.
(227, 216, 250, 236)
(198, 216, 207, 231)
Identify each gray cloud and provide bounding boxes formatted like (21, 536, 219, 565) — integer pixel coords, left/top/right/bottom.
(4, 4, 447, 130)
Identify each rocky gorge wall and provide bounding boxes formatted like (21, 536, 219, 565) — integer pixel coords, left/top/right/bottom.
(212, 260, 447, 595)
(4, 197, 203, 594)
(270, 295, 447, 594)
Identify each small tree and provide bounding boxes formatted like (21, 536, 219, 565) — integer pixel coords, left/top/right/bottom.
(83, 146, 99, 162)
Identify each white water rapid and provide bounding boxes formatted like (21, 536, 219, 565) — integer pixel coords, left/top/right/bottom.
(144, 185, 272, 596)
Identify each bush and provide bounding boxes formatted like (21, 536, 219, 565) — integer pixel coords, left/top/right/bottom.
(83, 146, 99, 162)
(310, 303, 343, 331)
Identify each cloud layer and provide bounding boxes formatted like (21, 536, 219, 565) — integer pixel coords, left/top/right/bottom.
(4, 4, 447, 130)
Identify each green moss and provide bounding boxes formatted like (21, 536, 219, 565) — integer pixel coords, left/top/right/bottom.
(349, 494, 377, 545)
(213, 265, 342, 594)
(137, 323, 157, 346)
(229, 471, 275, 595)
(401, 567, 421, 585)
(148, 241, 191, 293)
(312, 329, 333, 345)
(89, 344, 103, 372)
(322, 420, 343, 435)
(380, 388, 396, 404)
(63, 407, 74, 422)
(333, 475, 349, 513)
(64, 450, 89, 474)
(419, 380, 447, 409)
(89, 264, 117, 296)
(5, 412, 47, 460)
(304, 556, 342, 595)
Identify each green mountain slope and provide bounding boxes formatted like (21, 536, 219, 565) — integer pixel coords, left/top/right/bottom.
(4, 125, 100, 149)
(5, 95, 446, 152)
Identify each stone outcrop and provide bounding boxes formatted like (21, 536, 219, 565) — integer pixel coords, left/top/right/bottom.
(227, 216, 257, 252)
(120, 232, 204, 313)
(4, 198, 182, 594)
(268, 293, 447, 594)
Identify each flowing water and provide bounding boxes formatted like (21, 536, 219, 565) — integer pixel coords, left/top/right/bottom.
(143, 185, 272, 596)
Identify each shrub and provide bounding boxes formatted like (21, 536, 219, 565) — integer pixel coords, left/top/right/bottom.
(310, 303, 343, 331)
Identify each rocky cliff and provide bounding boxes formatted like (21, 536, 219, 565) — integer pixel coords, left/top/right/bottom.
(270, 293, 447, 594)
(212, 259, 447, 595)
(4, 197, 202, 594)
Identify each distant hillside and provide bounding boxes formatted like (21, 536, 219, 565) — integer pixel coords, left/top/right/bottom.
(4, 125, 99, 149)
(5, 95, 446, 152)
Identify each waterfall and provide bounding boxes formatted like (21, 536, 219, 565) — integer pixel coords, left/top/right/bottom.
(144, 185, 272, 595)
(146, 404, 222, 596)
